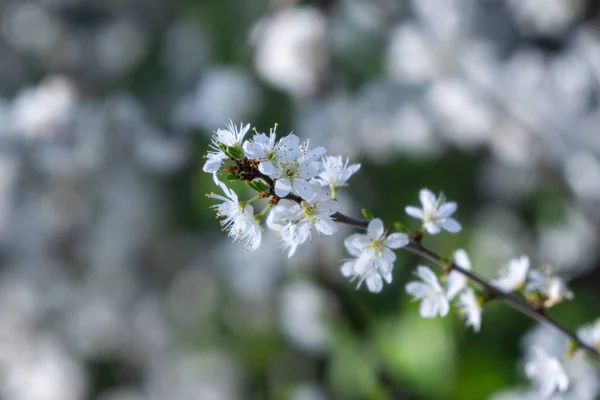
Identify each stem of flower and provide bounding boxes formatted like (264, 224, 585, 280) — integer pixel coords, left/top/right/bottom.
(330, 184, 338, 200)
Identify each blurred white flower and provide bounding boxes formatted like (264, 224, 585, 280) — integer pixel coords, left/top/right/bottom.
(342, 218, 408, 293)
(405, 266, 449, 318)
(279, 281, 332, 354)
(524, 346, 569, 397)
(426, 79, 495, 149)
(95, 19, 147, 76)
(173, 67, 260, 131)
(525, 270, 573, 308)
(492, 255, 530, 292)
(446, 249, 471, 300)
(405, 188, 461, 234)
(508, 0, 583, 37)
(2, 1, 62, 56)
(457, 288, 482, 332)
(11, 76, 76, 138)
(252, 7, 328, 98)
(208, 183, 261, 251)
(578, 320, 600, 350)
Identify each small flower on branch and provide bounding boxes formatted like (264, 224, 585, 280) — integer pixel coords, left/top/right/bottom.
(203, 120, 251, 183)
(405, 266, 450, 318)
(491, 255, 530, 292)
(208, 182, 262, 251)
(525, 346, 569, 398)
(525, 269, 573, 308)
(405, 189, 461, 234)
(446, 249, 472, 300)
(457, 288, 482, 332)
(341, 218, 409, 293)
(578, 320, 600, 351)
(267, 188, 340, 257)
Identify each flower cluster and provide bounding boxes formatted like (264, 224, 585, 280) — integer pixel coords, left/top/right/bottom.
(491, 255, 573, 309)
(204, 121, 359, 256)
(205, 121, 598, 399)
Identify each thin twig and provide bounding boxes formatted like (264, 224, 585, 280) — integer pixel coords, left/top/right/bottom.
(278, 193, 600, 361)
(250, 171, 600, 361)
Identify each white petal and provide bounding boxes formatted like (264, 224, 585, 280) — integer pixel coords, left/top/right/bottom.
(305, 146, 327, 161)
(247, 229, 262, 251)
(243, 142, 265, 159)
(405, 282, 428, 298)
(274, 179, 292, 197)
(297, 163, 318, 180)
(354, 252, 372, 275)
(293, 179, 314, 200)
(291, 222, 311, 244)
(439, 218, 462, 233)
(419, 298, 437, 318)
(382, 247, 396, 263)
(416, 266, 439, 287)
(405, 206, 424, 219)
(341, 260, 355, 277)
(365, 273, 383, 293)
(344, 234, 369, 256)
(316, 200, 340, 216)
(424, 221, 442, 234)
(278, 134, 301, 162)
(385, 233, 408, 249)
(446, 272, 466, 300)
(367, 218, 384, 240)
(419, 189, 437, 211)
(287, 243, 298, 258)
(453, 249, 471, 270)
(266, 205, 291, 231)
(437, 202, 457, 218)
(259, 160, 282, 178)
(437, 296, 450, 317)
(377, 258, 394, 275)
(315, 217, 337, 235)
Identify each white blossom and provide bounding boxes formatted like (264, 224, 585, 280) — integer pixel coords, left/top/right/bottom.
(213, 120, 251, 148)
(273, 142, 326, 200)
(242, 127, 302, 177)
(203, 120, 250, 182)
(446, 249, 471, 300)
(524, 346, 569, 398)
(203, 151, 227, 183)
(405, 189, 461, 234)
(342, 218, 409, 293)
(266, 192, 340, 257)
(243, 129, 325, 200)
(405, 266, 450, 318)
(314, 155, 361, 188)
(491, 255, 530, 292)
(208, 183, 261, 251)
(578, 320, 600, 349)
(457, 287, 482, 332)
(526, 270, 573, 307)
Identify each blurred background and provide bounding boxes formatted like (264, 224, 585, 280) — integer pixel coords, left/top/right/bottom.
(0, 0, 599, 399)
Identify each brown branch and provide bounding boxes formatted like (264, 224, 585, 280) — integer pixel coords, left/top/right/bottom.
(257, 174, 600, 361)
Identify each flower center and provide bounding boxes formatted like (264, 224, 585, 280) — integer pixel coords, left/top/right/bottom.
(302, 202, 317, 223)
(368, 238, 385, 255)
(282, 164, 297, 178)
